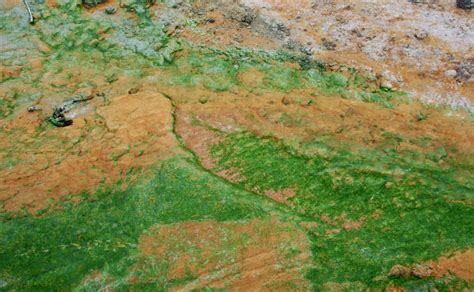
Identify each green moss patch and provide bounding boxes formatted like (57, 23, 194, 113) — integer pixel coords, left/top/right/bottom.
(0, 158, 274, 290)
(210, 132, 474, 289)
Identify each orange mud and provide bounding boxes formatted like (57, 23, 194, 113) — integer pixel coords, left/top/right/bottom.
(137, 217, 312, 290)
(429, 249, 474, 281)
(320, 213, 365, 232)
(169, 81, 474, 163)
(263, 188, 296, 204)
(164, 81, 474, 210)
(387, 249, 474, 285)
(0, 92, 180, 212)
(0, 66, 21, 81)
(0, 0, 21, 9)
(193, 88, 472, 153)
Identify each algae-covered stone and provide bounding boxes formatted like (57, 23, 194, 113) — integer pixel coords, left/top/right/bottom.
(120, 0, 155, 8)
(160, 39, 182, 63)
(105, 6, 116, 14)
(49, 94, 94, 127)
(457, 0, 474, 9)
(0, 280, 7, 289)
(428, 147, 448, 162)
(165, 0, 183, 8)
(49, 107, 72, 127)
(199, 96, 209, 104)
(50, 0, 80, 7)
(82, 0, 105, 7)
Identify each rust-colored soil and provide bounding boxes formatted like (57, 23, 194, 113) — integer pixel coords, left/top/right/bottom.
(169, 84, 474, 207)
(263, 188, 296, 204)
(430, 249, 474, 281)
(137, 217, 312, 290)
(172, 83, 474, 158)
(0, 0, 20, 9)
(0, 92, 179, 212)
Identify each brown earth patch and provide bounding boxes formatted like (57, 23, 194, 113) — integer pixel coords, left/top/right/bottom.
(388, 249, 474, 282)
(341, 219, 364, 230)
(166, 83, 473, 208)
(0, 0, 20, 9)
(320, 213, 338, 226)
(46, 0, 57, 7)
(264, 188, 296, 204)
(136, 217, 312, 290)
(386, 287, 405, 292)
(170, 85, 474, 162)
(0, 92, 179, 212)
(336, 213, 366, 231)
(238, 67, 266, 89)
(320, 213, 366, 231)
(430, 249, 474, 281)
(175, 110, 222, 170)
(0, 66, 21, 81)
(322, 281, 365, 291)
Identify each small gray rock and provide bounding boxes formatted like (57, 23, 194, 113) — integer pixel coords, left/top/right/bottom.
(105, 6, 116, 14)
(381, 80, 393, 89)
(128, 87, 139, 95)
(414, 30, 428, 40)
(27, 105, 42, 112)
(322, 38, 337, 51)
(82, 0, 105, 8)
(281, 96, 290, 105)
(457, 0, 474, 9)
(301, 46, 313, 55)
(444, 69, 457, 78)
(270, 21, 290, 36)
(456, 61, 473, 80)
(166, 0, 183, 8)
(226, 4, 256, 26)
(283, 39, 300, 50)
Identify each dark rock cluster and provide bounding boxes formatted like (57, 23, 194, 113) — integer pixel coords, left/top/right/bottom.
(456, 0, 474, 9)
